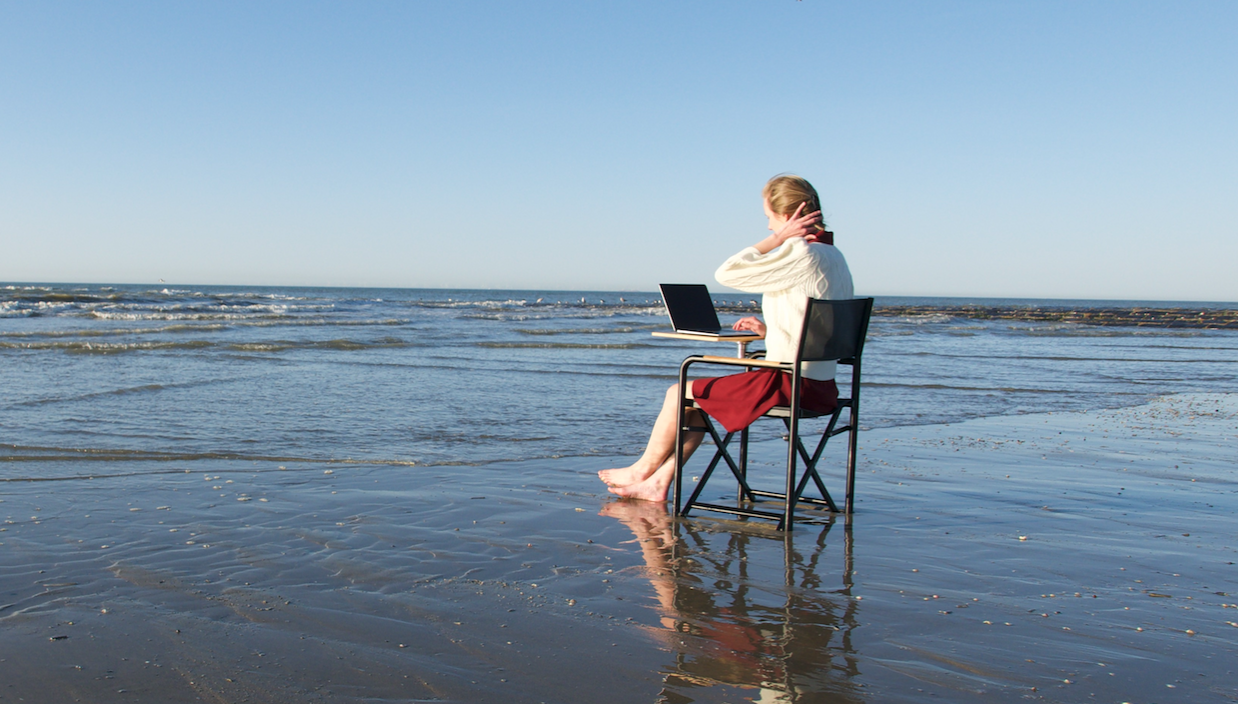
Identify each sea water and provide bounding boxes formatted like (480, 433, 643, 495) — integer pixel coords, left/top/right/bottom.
(3, 283, 1237, 479)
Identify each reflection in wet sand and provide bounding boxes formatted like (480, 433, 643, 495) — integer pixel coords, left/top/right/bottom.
(602, 502, 862, 703)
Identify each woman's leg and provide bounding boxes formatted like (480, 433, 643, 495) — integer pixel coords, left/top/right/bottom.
(606, 432, 703, 501)
(598, 383, 704, 489)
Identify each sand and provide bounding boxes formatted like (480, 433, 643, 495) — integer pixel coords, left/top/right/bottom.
(2, 393, 1235, 703)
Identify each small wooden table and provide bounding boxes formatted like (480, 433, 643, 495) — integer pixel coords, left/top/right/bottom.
(652, 331, 763, 358)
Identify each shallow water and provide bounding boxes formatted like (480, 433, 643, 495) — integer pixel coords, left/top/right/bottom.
(3, 283, 1237, 478)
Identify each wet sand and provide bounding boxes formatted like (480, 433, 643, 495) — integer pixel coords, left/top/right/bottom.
(2, 393, 1236, 703)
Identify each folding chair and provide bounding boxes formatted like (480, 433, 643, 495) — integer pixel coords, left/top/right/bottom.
(671, 297, 874, 531)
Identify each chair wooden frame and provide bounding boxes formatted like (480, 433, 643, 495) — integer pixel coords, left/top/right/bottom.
(671, 297, 874, 531)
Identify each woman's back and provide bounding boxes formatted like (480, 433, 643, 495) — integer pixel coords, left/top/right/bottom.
(715, 238, 853, 379)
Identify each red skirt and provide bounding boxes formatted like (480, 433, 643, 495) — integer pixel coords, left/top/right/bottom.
(691, 369, 839, 434)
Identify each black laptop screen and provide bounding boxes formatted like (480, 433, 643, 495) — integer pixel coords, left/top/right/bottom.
(659, 284, 723, 334)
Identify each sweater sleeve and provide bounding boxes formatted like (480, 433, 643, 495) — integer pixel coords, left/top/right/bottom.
(713, 238, 815, 293)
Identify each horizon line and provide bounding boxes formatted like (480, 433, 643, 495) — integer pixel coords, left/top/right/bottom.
(3, 280, 1236, 306)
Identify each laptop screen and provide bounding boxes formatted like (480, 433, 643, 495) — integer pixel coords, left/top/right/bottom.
(659, 284, 724, 334)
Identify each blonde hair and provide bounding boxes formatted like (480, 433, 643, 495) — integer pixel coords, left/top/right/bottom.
(763, 174, 825, 232)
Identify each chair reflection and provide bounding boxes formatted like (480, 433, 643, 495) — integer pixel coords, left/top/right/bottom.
(601, 502, 862, 704)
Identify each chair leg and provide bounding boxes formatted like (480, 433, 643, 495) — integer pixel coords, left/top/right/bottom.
(792, 461, 839, 513)
(673, 361, 695, 517)
(738, 426, 749, 502)
(682, 416, 759, 516)
(673, 401, 686, 516)
(801, 430, 840, 512)
(782, 401, 801, 533)
(779, 417, 840, 513)
(701, 419, 756, 501)
(845, 406, 859, 515)
(682, 430, 733, 513)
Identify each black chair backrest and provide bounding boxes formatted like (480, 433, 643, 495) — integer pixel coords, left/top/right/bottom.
(796, 297, 874, 364)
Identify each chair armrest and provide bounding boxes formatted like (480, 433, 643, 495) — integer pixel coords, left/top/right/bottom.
(695, 355, 791, 370)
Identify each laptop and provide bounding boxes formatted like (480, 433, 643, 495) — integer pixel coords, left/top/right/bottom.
(658, 284, 756, 337)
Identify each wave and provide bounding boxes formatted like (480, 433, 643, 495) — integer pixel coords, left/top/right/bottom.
(861, 382, 1100, 394)
(460, 309, 667, 322)
(1116, 343, 1238, 351)
(3, 291, 128, 304)
(515, 324, 665, 336)
(875, 313, 958, 325)
(0, 318, 412, 341)
(0, 337, 409, 354)
(0, 324, 228, 339)
(0, 340, 217, 354)
(405, 298, 673, 319)
(1013, 326, 1207, 338)
(0, 443, 312, 463)
(1, 287, 312, 304)
(237, 318, 409, 328)
(0, 443, 425, 480)
(0, 287, 339, 324)
(869, 319, 1218, 340)
(873, 304, 1238, 330)
(474, 342, 654, 349)
(6, 378, 244, 408)
(226, 338, 408, 352)
(407, 297, 663, 309)
(86, 302, 337, 321)
(881, 349, 1238, 364)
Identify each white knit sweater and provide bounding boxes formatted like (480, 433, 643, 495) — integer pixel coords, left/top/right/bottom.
(714, 238, 854, 380)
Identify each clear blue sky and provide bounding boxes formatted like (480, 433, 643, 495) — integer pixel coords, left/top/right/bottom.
(3, 1, 1235, 300)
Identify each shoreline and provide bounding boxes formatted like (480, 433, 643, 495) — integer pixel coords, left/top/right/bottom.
(872, 304, 1238, 328)
(2, 393, 1235, 702)
(712, 302, 1238, 329)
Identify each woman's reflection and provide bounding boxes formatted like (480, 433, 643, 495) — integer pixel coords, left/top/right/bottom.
(601, 501, 862, 703)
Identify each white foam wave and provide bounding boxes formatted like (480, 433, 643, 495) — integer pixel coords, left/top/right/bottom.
(0, 340, 215, 353)
(0, 324, 230, 339)
(872, 313, 956, 325)
(88, 311, 280, 322)
(149, 289, 312, 302)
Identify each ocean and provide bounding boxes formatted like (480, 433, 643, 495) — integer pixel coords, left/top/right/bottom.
(3, 283, 1236, 480)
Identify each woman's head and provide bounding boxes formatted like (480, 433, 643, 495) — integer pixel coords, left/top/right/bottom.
(762, 174, 824, 232)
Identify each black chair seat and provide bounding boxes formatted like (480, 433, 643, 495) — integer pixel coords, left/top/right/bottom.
(763, 404, 831, 419)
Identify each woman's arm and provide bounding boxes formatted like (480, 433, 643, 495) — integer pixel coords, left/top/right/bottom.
(753, 202, 822, 254)
(715, 239, 819, 293)
(715, 203, 828, 293)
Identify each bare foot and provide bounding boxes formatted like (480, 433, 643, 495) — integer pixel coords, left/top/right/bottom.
(608, 471, 671, 502)
(598, 463, 656, 487)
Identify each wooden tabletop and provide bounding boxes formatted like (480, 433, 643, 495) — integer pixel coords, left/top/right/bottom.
(651, 331, 762, 343)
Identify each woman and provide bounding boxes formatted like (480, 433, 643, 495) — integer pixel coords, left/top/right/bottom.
(599, 174, 854, 502)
